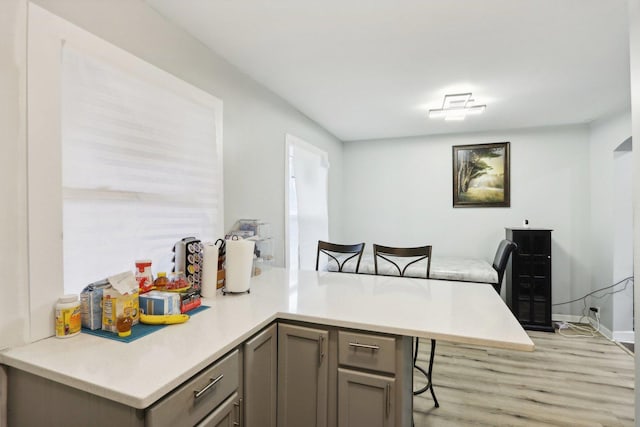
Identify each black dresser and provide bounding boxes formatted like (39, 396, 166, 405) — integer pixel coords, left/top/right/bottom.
(505, 228, 554, 332)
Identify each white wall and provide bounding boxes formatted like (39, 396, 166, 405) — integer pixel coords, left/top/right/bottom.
(31, 0, 344, 268)
(342, 125, 592, 308)
(588, 112, 632, 332)
(0, 0, 28, 350)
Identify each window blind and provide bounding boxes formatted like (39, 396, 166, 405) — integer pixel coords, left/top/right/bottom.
(62, 46, 220, 295)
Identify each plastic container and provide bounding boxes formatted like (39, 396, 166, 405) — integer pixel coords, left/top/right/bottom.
(55, 294, 81, 338)
(167, 271, 189, 291)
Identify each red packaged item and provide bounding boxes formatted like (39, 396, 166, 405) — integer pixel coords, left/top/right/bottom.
(135, 260, 154, 293)
(168, 271, 190, 291)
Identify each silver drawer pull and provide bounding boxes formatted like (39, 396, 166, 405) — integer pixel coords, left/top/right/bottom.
(385, 383, 391, 417)
(194, 374, 224, 400)
(348, 342, 380, 351)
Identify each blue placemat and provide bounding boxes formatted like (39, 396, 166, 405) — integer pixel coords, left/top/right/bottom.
(82, 305, 210, 343)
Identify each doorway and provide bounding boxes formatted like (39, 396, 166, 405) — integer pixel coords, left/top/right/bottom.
(612, 137, 633, 344)
(285, 134, 329, 270)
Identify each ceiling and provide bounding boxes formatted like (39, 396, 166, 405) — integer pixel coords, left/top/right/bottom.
(146, 0, 630, 142)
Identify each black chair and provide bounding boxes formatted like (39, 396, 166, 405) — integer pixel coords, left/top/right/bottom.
(491, 239, 517, 294)
(372, 244, 439, 408)
(373, 244, 432, 278)
(315, 241, 365, 273)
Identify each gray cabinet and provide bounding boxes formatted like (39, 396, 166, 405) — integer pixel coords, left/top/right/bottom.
(6, 367, 145, 427)
(337, 330, 412, 427)
(338, 368, 395, 427)
(146, 349, 240, 426)
(244, 323, 277, 427)
(196, 393, 242, 427)
(6, 349, 242, 427)
(6, 323, 411, 427)
(277, 323, 329, 427)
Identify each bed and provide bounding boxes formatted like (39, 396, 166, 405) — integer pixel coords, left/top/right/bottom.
(326, 254, 499, 284)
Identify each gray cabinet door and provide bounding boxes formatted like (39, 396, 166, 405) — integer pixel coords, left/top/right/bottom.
(338, 368, 395, 427)
(244, 323, 277, 427)
(196, 392, 241, 427)
(277, 323, 329, 427)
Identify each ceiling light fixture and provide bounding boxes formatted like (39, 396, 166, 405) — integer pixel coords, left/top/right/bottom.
(428, 93, 486, 121)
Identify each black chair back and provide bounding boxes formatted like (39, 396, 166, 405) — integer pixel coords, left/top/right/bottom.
(373, 244, 432, 278)
(492, 239, 517, 293)
(316, 241, 365, 272)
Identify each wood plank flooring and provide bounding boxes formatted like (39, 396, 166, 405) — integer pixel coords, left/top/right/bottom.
(413, 330, 635, 426)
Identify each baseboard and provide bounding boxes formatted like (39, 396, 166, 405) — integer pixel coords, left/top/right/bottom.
(613, 330, 635, 343)
(552, 314, 634, 342)
(552, 314, 615, 340)
(552, 314, 583, 324)
(590, 319, 613, 340)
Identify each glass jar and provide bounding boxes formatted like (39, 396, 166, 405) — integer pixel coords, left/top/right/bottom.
(153, 272, 169, 289)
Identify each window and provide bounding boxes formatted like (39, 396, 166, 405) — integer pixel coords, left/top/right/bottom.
(27, 4, 223, 341)
(61, 47, 222, 295)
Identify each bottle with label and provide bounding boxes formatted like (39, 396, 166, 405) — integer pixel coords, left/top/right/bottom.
(55, 294, 81, 338)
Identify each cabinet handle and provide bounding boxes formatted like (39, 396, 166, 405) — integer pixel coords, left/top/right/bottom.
(193, 374, 224, 400)
(348, 342, 380, 351)
(233, 398, 242, 426)
(318, 335, 325, 364)
(385, 383, 391, 417)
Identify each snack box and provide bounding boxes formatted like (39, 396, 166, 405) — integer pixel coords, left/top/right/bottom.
(139, 290, 181, 315)
(180, 289, 202, 313)
(102, 287, 140, 333)
(80, 279, 110, 330)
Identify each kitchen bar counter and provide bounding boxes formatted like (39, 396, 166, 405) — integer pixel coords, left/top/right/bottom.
(0, 268, 533, 409)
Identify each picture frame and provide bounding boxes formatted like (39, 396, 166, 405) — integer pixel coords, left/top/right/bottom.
(452, 142, 510, 208)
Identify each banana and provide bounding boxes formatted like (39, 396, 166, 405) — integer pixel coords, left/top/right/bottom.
(140, 312, 190, 325)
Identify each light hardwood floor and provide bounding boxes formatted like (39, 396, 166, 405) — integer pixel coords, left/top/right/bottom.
(413, 330, 635, 426)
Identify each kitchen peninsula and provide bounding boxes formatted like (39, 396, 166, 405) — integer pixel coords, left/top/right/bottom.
(2, 269, 533, 426)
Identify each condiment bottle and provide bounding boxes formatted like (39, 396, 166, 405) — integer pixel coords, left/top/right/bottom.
(116, 307, 133, 337)
(55, 295, 81, 338)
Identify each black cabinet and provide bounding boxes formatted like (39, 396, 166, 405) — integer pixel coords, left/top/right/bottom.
(505, 228, 554, 332)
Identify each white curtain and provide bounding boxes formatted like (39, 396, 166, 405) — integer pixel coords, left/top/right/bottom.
(289, 138, 329, 270)
(62, 46, 221, 295)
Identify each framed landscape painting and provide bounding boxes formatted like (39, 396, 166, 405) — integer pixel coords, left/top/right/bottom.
(452, 142, 510, 208)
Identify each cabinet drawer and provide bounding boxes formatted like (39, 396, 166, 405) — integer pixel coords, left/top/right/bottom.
(146, 350, 239, 427)
(338, 331, 396, 374)
(196, 392, 240, 427)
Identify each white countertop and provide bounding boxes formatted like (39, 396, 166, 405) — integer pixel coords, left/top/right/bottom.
(0, 268, 533, 409)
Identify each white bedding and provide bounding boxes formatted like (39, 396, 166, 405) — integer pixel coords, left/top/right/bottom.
(325, 254, 498, 284)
